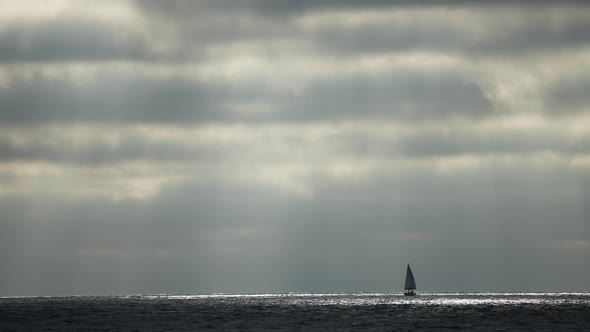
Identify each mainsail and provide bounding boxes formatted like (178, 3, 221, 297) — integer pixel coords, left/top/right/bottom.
(404, 264, 416, 290)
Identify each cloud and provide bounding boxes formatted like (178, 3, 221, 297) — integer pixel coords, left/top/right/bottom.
(0, 113, 588, 201)
(0, 68, 494, 125)
(0, 73, 228, 124)
(284, 71, 493, 120)
(299, 10, 590, 57)
(546, 77, 590, 114)
(0, 0, 589, 295)
(134, 1, 590, 59)
(135, 0, 590, 18)
(0, 19, 158, 63)
(1, 163, 588, 294)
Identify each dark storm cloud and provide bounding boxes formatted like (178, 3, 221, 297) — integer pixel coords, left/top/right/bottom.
(0, 19, 156, 63)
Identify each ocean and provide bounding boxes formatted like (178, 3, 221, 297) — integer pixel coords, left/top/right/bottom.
(1, 293, 589, 331)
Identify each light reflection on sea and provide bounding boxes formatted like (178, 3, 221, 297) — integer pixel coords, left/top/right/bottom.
(138, 292, 590, 306)
(1, 292, 589, 330)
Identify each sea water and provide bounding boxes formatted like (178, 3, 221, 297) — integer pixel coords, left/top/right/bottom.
(1, 293, 589, 331)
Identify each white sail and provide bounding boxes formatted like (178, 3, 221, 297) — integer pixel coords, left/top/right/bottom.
(404, 264, 416, 290)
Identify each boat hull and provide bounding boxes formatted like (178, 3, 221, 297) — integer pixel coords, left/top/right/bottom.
(404, 291, 416, 296)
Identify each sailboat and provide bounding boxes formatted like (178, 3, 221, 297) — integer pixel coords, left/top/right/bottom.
(404, 264, 417, 296)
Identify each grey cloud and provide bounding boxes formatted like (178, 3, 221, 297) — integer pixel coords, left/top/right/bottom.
(546, 77, 590, 113)
(0, 20, 157, 63)
(1, 0, 589, 296)
(0, 70, 493, 125)
(1, 121, 589, 168)
(1, 167, 588, 295)
(0, 181, 302, 295)
(307, 18, 590, 57)
(0, 74, 228, 124)
(307, 22, 463, 56)
(282, 72, 493, 121)
(136, 0, 590, 18)
(135, 1, 590, 59)
(0, 133, 221, 165)
(395, 130, 590, 157)
(330, 128, 590, 161)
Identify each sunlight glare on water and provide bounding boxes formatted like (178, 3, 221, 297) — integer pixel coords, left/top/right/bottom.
(1, 293, 589, 330)
(135, 292, 590, 306)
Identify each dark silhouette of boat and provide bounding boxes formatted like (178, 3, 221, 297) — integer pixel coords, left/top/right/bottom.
(404, 264, 416, 296)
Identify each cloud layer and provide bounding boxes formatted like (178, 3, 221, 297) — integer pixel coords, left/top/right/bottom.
(0, 0, 589, 295)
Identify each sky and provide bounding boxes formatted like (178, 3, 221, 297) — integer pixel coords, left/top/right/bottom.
(0, 0, 589, 296)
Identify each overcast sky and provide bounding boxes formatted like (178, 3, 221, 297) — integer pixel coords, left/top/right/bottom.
(1, 0, 589, 296)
